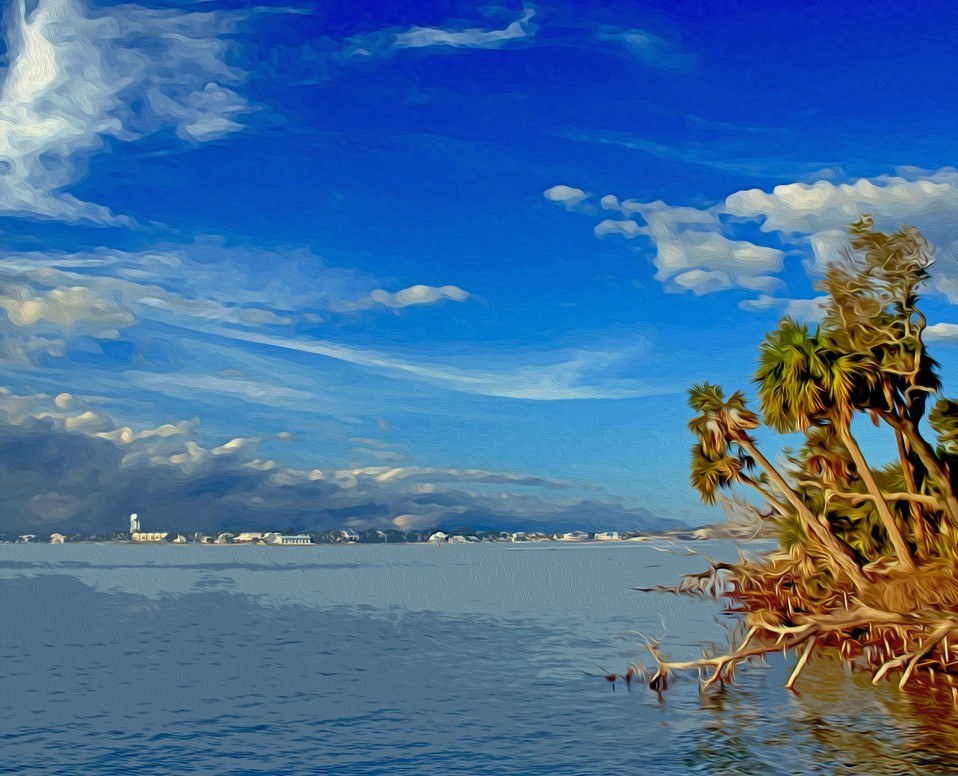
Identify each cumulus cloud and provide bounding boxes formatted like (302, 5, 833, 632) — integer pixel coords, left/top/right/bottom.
(723, 173, 958, 234)
(607, 200, 785, 293)
(0, 285, 135, 332)
(544, 185, 590, 210)
(594, 26, 695, 72)
(599, 194, 646, 217)
(0, 388, 676, 535)
(0, 0, 255, 224)
(594, 219, 642, 239)
(556, 167, 958, 300)
(654, 232, 784, 294)
(925, 323, 958, 342)
(339, 284, 471, 312)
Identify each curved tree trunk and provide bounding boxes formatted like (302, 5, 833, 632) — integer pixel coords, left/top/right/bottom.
(837, 422, 916, 572)
(736, 436, 867, 586)
(900, 423, 958, 531)
(877, 408, 958, 528)
(894, 429, 930, 558)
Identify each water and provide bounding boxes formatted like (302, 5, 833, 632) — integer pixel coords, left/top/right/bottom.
(2, 541, 958, 774)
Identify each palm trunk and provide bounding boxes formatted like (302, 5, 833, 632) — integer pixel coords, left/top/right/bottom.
(737, 436, 866, 586)
(877, 407, 958, 526)
(900, 423, 958, 530)
(837, 421, 916, 572)
(894, 429, 929, 558)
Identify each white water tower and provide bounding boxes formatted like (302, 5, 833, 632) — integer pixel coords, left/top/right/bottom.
(129, 513, 140, 533)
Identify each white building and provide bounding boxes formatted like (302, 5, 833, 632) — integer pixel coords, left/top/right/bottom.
(557, 531, 590, 542)
(132, 532, 168, 543)
(594, 531, 621, 541)
(428, 531, 448, 543)
(275, 534, 312, 545)
(49, 534, 66, 544)
(129, 513, 140, 533)
(233, 532, 264, 543)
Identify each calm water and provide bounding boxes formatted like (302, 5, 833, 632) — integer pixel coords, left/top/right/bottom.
(2, 541, 958, 775)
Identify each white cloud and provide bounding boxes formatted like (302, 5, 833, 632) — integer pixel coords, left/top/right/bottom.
(652, 230, 784, 293)
(341, 284, 471, 311)
(0, 240, 662, 403)
(211, 433, 292, 456)
(719, 169, 958, 297)
(192, 327, 667, 400)
(925, 323, 958, 342)
(345, 7, 536, 58)
(0, 0, 255, 224)
(544, 185, 590, 210)
(0, 285, 135, 331)
(599, 194, 646, 216)
(594, 219, 642, 239)
(0, 241, 366, 341)
(331, 465, 585, 490)
(394, 8, 536, 49)
(560, 168, 958, 299)
(723, 173, 958, 234)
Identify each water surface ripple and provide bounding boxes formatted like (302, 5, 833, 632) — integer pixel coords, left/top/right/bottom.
(2, 542, 956, 774)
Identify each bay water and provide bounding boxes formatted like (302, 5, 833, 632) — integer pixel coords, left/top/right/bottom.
(1, 541, 956, 774)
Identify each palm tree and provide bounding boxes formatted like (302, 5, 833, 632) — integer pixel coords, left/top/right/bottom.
(688, 383, 866, 584)
(754, 318, 916, 571)
(690, 444, 758, 505)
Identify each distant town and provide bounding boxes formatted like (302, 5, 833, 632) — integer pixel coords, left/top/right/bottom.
(5, 513, 750, 545)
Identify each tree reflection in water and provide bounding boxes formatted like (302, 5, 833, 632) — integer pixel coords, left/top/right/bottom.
(678, 654, 958, 775)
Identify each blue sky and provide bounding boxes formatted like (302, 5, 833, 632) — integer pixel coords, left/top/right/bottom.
(3, 0, 958, 533)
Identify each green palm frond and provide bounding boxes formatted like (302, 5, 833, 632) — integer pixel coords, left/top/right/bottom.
(690, 445, 741, 505)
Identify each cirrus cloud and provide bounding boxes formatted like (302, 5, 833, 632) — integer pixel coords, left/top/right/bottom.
(344, 7, 537, 59)
(0, 0, 257, 225)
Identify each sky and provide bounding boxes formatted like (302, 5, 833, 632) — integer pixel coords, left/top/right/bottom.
(4, 0, 958, 534)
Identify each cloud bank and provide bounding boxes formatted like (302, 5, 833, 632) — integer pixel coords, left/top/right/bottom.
(0, 389, 675, 535)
